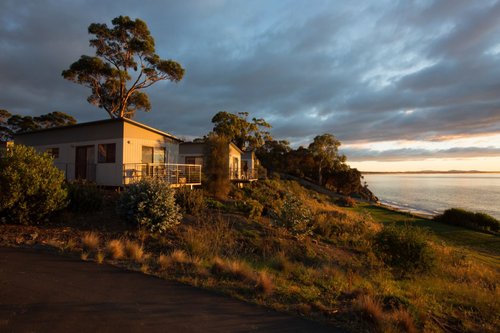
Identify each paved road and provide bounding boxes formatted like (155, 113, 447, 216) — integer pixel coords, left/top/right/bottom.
(0, 247, 340, 333)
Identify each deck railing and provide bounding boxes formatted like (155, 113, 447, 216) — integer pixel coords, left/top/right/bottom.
(229, 167, 259, 181)
(123, 163, 202, 187)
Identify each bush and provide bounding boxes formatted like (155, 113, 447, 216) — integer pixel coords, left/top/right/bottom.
(175, 186, 206, 216)
(336, 196, 357, 207)
(374, 224, 436, 276)
(233, 199, 264, 219)
(66, 181, 103, 213)
(435, 208, 499, 233)
(0, 145, 67, 224)
(276, 194, 313, 238)
(117, 178, 181, 233)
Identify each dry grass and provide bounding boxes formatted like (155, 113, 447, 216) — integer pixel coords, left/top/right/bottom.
(158, 254, 171, 271)
(96, 251, 105, 264)
(256, 270, 274, 295)
(106, 239, 125, 259)
(80, 252, 89, 261)
(391, 307, 417, 333)
(82, 232, 100, 252)
(211, 257, 255, 282)
(356, 294, 385, 331)
(124, 240, 144, 262)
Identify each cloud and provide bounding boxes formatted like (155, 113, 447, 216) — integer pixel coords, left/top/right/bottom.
(344, 146, 500, 162)
(1, 0, 499, 150)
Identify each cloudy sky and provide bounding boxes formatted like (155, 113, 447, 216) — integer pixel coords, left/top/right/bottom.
(2, 0, 500, 171)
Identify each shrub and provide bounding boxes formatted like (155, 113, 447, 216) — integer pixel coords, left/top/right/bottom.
(435, 208, 499, 233)
(124, 240, 144, 261)
(336, 196, 357, 207)
(0, 145, 67, 224)
(175, 186, 206, 216)
(233, 199, 264, 219)
(117, 178, 182, 233)
(374, 224, 436, 275)
(276, 194, 313, 238)
(66, 181, 103, 213)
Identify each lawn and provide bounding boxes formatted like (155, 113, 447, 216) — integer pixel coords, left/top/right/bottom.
(352, 203, 500, 267)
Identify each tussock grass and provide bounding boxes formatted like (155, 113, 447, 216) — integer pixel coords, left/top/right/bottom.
(256, 270, 274, 295)
(82, 232, 100, 252)
(124, 240, 144, 262)
(211, 257, 255, 282)
(96, 251, 105, 264)
(356, 294, 384, 330)
(106, 239, 125, 259)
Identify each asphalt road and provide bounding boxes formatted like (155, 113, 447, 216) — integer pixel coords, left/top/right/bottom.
(0, 247, 340, 333)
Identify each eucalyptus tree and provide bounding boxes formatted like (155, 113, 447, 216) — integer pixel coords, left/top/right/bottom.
(62, 16, 184, 119)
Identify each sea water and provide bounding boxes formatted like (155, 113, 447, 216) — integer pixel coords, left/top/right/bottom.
(363, 173, 500, 219)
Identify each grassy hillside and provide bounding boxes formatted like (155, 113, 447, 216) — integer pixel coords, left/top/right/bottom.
(1, 178, 498, 332)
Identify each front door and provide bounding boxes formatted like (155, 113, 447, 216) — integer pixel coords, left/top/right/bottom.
(75, 145, 95, 180)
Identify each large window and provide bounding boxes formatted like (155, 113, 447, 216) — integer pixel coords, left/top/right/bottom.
(98, 143, 116, 163)
(142, 146, 166, 164)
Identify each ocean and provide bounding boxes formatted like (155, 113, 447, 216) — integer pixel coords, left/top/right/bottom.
(362, 173, 500, 219)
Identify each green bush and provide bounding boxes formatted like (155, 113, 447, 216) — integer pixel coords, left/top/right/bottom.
(117, 178, 181, 233)
(374, 224, 436, 276)
(0, 145, 67, 224)
(66, 181, 103, 213)
(276, 194, 313, 238)
(434, 208, 499, 233)
(175, 186, 206, 216)
(233, 199, 264, 219)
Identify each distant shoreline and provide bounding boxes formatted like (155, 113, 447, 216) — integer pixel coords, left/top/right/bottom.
(362, 170, 500, 174)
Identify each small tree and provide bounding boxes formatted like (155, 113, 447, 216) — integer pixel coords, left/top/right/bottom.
(203, 134, 231, 199)
(0, 145, 67, 224)
(62, 16, 184, 119)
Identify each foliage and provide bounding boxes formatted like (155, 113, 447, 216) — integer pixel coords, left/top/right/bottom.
(211, 111, 272, 150)
(336, 196, 357, 207)
(0, 145, 67, 224)
(203, 134, 230, 199)
(255, 139, 291, 174)
(66, 181, 103, 213)
(0, 110, 76, 141)
(434, 208, 499, 233)
(326, 168, 363, 195)
(62, 16, 184, 119)
(175, 186, 206, 216)
(374, 224, 436, 276)
(277, 194, 313, 238)
(308, 134, 345, 185)
(233, 199, 264, 219)
(117, 177, 181, 233)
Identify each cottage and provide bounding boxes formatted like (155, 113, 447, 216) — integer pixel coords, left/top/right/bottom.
(179, 141, 244, 180)
(241, 150, 261, 180)
(14, 118, 201, 187)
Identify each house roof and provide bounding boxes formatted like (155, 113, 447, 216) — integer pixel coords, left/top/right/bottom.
(14, 117, 182, 142)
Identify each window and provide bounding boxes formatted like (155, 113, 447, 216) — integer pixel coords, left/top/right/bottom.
(185, 156, 203, 165)
(154, 147, 166, 163)
(46, 147, 59, 158)
(98, 143, 116, 163)
(142, 146, 166, 164)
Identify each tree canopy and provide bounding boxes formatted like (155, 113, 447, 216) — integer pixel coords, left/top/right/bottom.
(308, 134, 346, 185)
(0, 110, 76, 141)
(62, 16, 184, 119)
(211, 111, 272, 150)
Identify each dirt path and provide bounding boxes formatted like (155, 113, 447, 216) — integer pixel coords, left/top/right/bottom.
(0, 247, 341, 333)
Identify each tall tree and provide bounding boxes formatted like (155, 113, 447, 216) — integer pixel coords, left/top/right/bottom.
(0, 110, 76, 141)
(308, 134, 346, 185)
(211, 111, 272, 150)
(62, 16, 184, 119)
